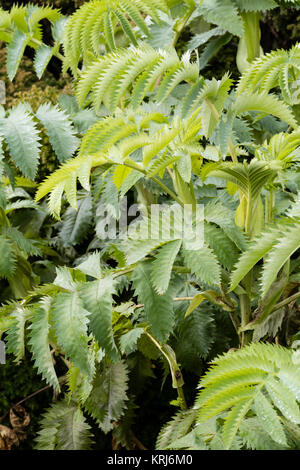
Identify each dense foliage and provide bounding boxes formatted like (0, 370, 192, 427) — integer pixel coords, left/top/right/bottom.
(0, 0, 300, 451)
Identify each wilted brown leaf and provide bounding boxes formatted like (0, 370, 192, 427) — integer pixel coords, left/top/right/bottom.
(0, 405, 30, 450)
(10, 405, 30, 432)
(0, 425, 19, 450)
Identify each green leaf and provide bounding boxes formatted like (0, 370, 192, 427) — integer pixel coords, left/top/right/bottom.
(265, 377, 300, 424)
(185, 293, 206, 317)
(194, 343, 300, 448)
(204, 222, 239, 270)
(222, 398, 252, 449)
(150, 240, 182, 294)
(199, 33, 232, 71)
(104, 9, 116, 51)
(52, 291, 92, 376)
(76, 47, 196, 112)
(233, 92, 297, 129)
(55, 406, 93, 450)
(75, 251, 102, 279)
(112, 399, 138, 450)
(183, 244, 221, 286)
(234, 0, 277, 12)
(123, 209, 176, 265)
(62, 0, 167, 74)
(6, 305, 27, 362)
(239, 417, 286, 450)
(113, 10, 138, 46)
(229, 220, 300, 294)
(204, 201, 247, 251)
(254, 390, 287, 446)
(187, 27, 225, 50)
(131, 261, 174, 342)
(58, 194, 93, 247)
(176, 308, 216, 365)
(0, 235, 16, 278)
(36, 103, 79, 163)
(261, 222, 300, 295)
(35, 400, 93, 450)
(148, 21, 174, 49)
(6, 30, 29, 81)
(6, 227, 41, 256)
(79, 277, 119, 361)
(52, 17, 68, 43)
(156, 409, 196, 450)
(29, 297, 60, 391)
(0, 105, 41, 179)
(168, 427, 208, 450)
(199, 0, 243, 37)
(84, 361, 129, 433)
(34, 44, 54, 79)
(119, 328, 144, 355)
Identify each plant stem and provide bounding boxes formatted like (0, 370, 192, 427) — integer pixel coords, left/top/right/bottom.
(171, 5, 196, 48)
(271, 291, 300, 313)
(3, 28, 82, 76)
(172, 265, 191, 273)
(123, 161, 184, 207)
(204, 100, 254, 346)
(145, 331, 187, 411)
(0, 376, 66, 423)
(245, 196, 252, 236)
(113, 264, 191, 278)
(29, 36, 65, 63)
(240, 293, 252, 347)
(267, 189, 274, 224)
(113, 265, 137, 278)
(134, 297, 195, 310)
(130, 434, 148, 450)
(152, 176, 184, 207)
(228, 312, 240, 336)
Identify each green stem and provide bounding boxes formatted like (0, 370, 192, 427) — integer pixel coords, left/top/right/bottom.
(3, 28, 82, 76)
(134, 297, 197, 310)
(239, 192, 256, 345)
(245, 196, 252, 236)
(0, 208, 10, 229)
(152, 176, 184, 207)
(228, 312, 240, 336)
(236, 12, 261, 74)
(267, 189, 274, 224)
(29, 36, 65, 63)
(172, 265, 191, 274)
(123, 161, 184, 207)
(112, 265, 137, 278)
(113, 264, 190, 279)
(171, 4, 196, 48)
(145, 331, 187, 411)
(241, 11, 261, 63)
(239, 293, 252, 347)
(271, 291, 300, 313)
(239, 268, 253, 346)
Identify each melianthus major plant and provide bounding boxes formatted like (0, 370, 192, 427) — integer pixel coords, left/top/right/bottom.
(0, 0, 300, 450)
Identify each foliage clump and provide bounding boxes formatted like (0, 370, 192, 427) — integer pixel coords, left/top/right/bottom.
(0, 0, 299, 451)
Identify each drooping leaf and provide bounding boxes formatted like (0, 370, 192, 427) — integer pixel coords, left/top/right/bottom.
(131, 261, 174, 342)
(52, 291, 92, 376)
(79, 277, 119, 361)
(29, 297, 60, 391)
(36, 103, 79, 163)
(0, 105, 41, 179)
(35, 400, 93, 450)
(84, 361, 129, 433)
